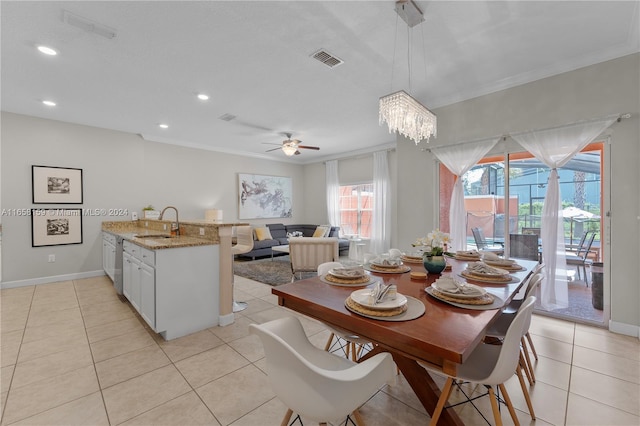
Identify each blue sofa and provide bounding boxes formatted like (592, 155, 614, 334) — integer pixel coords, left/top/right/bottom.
(239, 223, 349, 259)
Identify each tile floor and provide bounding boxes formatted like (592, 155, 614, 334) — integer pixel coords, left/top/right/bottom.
(1, 275, 638, 425)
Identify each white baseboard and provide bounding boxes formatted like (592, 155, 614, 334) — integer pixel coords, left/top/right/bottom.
(609, 320, 640, 339)
(1, 270, 106, 289)
(218, 313, 235, 327)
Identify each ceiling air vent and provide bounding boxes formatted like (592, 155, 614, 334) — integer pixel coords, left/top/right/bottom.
(311, 49, 343, 68)
(218, 113, 237, 122)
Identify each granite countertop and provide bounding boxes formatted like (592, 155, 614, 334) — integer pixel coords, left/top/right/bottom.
(105, 228, 215, 250)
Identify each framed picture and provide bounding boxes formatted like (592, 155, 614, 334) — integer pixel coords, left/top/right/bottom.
(31, 209, 83, 247)
(32, 165, 83, 204)
(238, 173, 292, 219)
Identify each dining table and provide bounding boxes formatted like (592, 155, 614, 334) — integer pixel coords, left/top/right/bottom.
(271, 256, 538, 425)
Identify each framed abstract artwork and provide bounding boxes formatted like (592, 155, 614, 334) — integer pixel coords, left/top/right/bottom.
(238, 173, 292, 219)
(31, 209, 83, 247)
(32, 165, 83, 204)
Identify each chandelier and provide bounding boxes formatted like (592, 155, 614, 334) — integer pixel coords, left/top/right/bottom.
(379, 0, 436, 145)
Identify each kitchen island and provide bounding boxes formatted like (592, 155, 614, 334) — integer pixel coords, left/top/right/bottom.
(102, 218, 246, 340)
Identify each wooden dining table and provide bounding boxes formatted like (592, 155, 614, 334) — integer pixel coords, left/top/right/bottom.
(272, 257, 538, 425)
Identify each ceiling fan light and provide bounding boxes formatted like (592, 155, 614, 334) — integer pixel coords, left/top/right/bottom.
(282, 143, 298, 156)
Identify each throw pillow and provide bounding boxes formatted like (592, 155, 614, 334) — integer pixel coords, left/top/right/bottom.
(254, 227, 273, 241)
(312, 226, 329, 238)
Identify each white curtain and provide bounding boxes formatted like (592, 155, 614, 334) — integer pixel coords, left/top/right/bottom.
(325, 160, 341, 229)
(512, 115, 617, 310)
(370, 151, 391, 254)
(431, 138, 499, 251)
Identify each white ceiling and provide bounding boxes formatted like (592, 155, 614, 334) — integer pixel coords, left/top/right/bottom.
(2, 1, 638, 163)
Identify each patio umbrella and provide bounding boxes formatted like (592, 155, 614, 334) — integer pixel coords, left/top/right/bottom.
(562, 206, 600, 245)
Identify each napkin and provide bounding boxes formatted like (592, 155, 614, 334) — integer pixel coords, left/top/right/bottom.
(434, 276, 484, 296)
(331, 266, 365, 277)
(467, 261, 505, 275)
(481, 252, 501, 261)
(456, 250, 480, 257)
(388, 248, 403, 260)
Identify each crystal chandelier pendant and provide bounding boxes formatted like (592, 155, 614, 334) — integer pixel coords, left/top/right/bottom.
(379, 90, 437, 144)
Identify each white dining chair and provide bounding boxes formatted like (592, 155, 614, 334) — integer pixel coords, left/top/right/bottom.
(250, 316, 396, 426)
(317, 262, 372, 361)
(424, 297, 536, 426)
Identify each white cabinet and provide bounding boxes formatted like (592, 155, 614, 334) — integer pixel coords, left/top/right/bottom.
(102, 232, 116, 281)
(123, 240, 152, 327)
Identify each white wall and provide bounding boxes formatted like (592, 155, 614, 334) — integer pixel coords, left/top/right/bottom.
(397, 53, 640, 333)
(1, 112, 305, 283)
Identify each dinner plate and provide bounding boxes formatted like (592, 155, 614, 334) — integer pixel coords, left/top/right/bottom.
(364, 264, 412, 274)
(466, 265, 510, 277)
(431, 282, 487, 299)
(370, 261, 403, 269)
(484, 259, 517, 267)
(460, 272, 520, 284)
(425, 287, 505, 310)
(328, 268, 366, 279)
(320, 275, 377, 287)
(350, 288, 408, 310)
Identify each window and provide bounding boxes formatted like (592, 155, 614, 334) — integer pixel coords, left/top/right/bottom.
(339, 184, 373, 238)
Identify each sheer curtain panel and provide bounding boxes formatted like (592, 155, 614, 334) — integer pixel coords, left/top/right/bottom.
(325, 160, 341, 229)
(431, 138, 499, 251)
(370, 151, 391, 254)
(512, 115, 617, 310)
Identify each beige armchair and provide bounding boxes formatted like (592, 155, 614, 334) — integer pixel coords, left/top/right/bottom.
(288, 237, 339, 281)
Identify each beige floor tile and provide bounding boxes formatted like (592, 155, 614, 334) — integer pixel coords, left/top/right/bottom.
(85, 316, 147, 344)
(77, 290, 122, 308)
(80, 300, 136, 329)
(570, 366, 640, 415)
(21, 316, 86, 344)
(2, 364, 99, 425)
(574, 328, 640, 362)
(95, 344, 170, 389)
(1, 285, 35, 300)
(238, 298, 275, 316)
(240, 306, 294, 325)
(209, 316, 254, 343)
(527, 333, 574, 364)
(12, 345, 93, 389)
(504, 377, 568, 425)
(32, 281, 75, 297)
(25, 306, 82, 329)
(573, 345, 640, 383)
(0, 329, 23, 368)
(566, 392, 640, 425)
(228, 334, 265, 363)
(90, 328, 156, 363)
(381, 373, 428, 415)
(119, 391, 219, 426)
(0, 309, 29, 335)
(196, 364, 274, 426)
(28, 296, 79, 316)
(229, 396, 289, 426)
(102, 364, 191, 425)
(234, 278, 274, 299)
(529, 354, 572, 390)
(10, 391, 109, 426)
(16, 328, 88, 364)
(357, 389, 430, 425)
(259, 293, 280, 306)
(175, 344, 250, 388)
(1, 364, 15, 394)
(529, 318, 576, 344)
(157, 329, 225, 363)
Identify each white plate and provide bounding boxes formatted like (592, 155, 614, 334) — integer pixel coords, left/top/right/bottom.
(466, 266, 510, 277)
(350, 288, 408, 310)
(328, 268, 365, 279)
(370, 261, 403, 269)
(431, 282, 487, 299)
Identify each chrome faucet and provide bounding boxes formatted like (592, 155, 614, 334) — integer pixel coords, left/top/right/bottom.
(159, 206, 180, 236)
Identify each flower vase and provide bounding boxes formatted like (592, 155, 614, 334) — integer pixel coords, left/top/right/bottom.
(423, 254, 447, 274)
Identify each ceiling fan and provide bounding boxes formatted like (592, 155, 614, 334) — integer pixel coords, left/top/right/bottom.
(264, 133, 320, 156)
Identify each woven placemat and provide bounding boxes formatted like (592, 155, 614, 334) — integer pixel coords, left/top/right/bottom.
(368, 264, 411, 273)
(345, 296, 408, 317)
(401, 256, 423, 264)
(324, 273, 370, 285)
(431, 289, 495, 305)
(461, 271, 513, 283)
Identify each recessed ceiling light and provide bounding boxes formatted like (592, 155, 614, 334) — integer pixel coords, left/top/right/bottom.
(37, 45, 58, 56)
(159, 123, 169, 129)
(42, 100, 56, 106)
(197, 93, 209, 101)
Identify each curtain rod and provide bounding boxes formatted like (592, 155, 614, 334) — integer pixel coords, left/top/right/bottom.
(323, 147, 396, 164)
(421, 112, 630, 153)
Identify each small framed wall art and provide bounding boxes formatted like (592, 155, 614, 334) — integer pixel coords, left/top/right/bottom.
(31, 209, 83, 247)
(32, 165, 83, 204)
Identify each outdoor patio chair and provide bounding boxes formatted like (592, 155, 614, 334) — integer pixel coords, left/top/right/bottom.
(510, 233, 540, 261)
(566, 232, 596, 286)
(471, 227, 504, 255)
